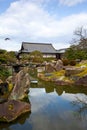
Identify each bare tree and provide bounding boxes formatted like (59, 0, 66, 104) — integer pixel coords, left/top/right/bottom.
(72, 95, 87, 120)
(71, 27, 87, 50)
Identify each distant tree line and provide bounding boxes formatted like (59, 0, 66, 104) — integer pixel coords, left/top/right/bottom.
(0, 49, 16, 64)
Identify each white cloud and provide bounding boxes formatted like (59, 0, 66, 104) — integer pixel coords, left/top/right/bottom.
(62, 93, 87, 104)
(59, 0, 86, 6)
(53, 42, 70, 49)
(0, 39, 21, 51)
(0, 0, 87, 51)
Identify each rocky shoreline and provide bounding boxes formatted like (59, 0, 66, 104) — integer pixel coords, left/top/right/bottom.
(0, 60, 87, 122)
(37, 60, 87, 87)
(0, 67, 31, 122)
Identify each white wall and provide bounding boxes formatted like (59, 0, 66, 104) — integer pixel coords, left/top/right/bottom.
(43, 54, 56, 58)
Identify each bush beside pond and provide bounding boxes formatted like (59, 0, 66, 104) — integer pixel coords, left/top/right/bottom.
(0, 66, 11, 81)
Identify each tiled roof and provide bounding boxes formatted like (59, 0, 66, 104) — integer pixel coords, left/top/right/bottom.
(56, 48, 67, 53)
(21, 42, 56, 53)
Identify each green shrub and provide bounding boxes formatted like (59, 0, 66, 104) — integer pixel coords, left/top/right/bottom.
(0, 49, 7, 54)
(0, 66, 11, 81)
(32, 57, 43, 63)
(62, 59, 69, 66)
(69, 60, 76, 66)
(43, 57, 56, 62)
(29, 50, 43, 63)
(0, 50, 16, 64)
(0, 57, 7, 64)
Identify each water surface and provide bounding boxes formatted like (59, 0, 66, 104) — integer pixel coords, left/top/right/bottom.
(0, 80, 87, 130)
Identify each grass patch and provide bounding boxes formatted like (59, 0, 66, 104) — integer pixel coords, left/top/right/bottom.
(76, 67, 87, 77)
(51, 70, 65, 77)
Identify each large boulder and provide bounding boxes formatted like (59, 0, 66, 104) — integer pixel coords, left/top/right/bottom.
(0, 67, 31, 123)
(55, 60, 63, 71)
(9, 67, 30, 100)
(75, 75, 87, 86)
(65, 67, 83, 77)
(45, 63, 56, 73)
(0, 100, 31, 122)
(43, 60, 63, 73)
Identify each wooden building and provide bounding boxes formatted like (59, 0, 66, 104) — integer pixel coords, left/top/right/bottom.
(19, 42, 56, 58)
(19, 42, 67, 59)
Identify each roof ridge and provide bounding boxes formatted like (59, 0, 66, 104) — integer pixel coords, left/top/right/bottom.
(22, 42, 52, 45)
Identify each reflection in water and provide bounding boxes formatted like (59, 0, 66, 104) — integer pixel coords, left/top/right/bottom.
(0, 79, 87, 130)
(71, 94, 87, 120)
(55, 86, 63, 95)
(29, 80, 87, 130)
(31, 80, 87, 96)
(0, 112, 31, 129)
(29, 88, 87, 130)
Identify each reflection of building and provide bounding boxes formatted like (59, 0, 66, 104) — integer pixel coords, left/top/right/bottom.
(55, 86, 63, 96)
(19, 42, 67, 59)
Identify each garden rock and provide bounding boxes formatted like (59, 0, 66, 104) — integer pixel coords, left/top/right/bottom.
(0, 100, 31, 122)
(9, 67, 30, 100)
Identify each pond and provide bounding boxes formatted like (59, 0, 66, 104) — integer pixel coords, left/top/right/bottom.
(0, 80, 87, 130)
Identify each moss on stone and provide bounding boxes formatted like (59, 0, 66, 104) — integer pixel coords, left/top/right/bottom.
(76, 62, 87, 67)
(76, 67, 87, 77)
(50, 70, 65, 78)
(8, 104, 14, 110)
(8, 83, 13, 92)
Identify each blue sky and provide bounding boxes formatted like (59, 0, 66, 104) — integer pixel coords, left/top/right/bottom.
(0, 0, 87, 51)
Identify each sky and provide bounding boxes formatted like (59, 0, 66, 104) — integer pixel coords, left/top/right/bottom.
(0, 0, 87, 51)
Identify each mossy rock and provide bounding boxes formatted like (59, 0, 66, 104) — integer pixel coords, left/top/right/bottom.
(75, 67, 87, 77)
(8, 83, 13, 92)
(0, 100, 31, 122)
